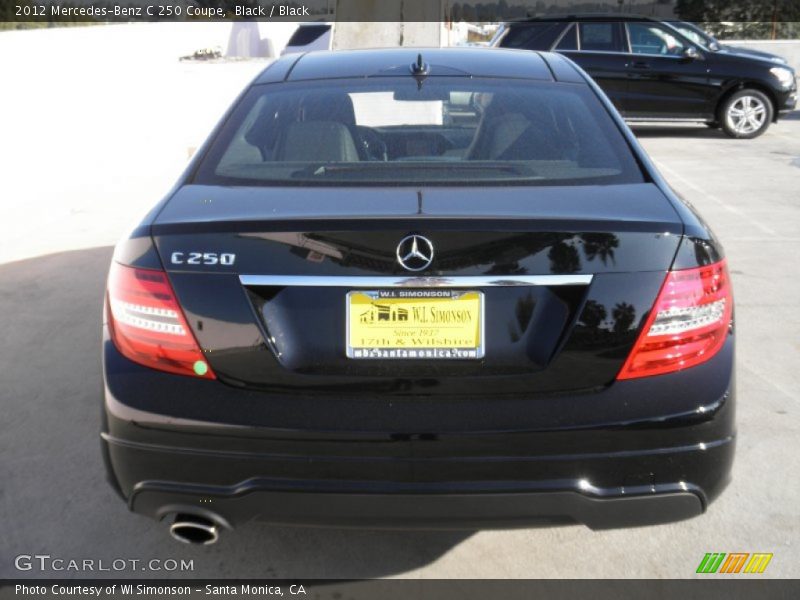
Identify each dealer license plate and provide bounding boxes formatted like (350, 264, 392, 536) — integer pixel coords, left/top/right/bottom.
(346, 290, 484, 359)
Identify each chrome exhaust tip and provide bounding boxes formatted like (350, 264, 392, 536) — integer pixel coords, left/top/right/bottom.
(169, 513, 220, 545)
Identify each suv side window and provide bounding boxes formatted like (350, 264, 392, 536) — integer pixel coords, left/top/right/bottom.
(627, 23, 686, 56)
(555, 23, 578, 50)
(578, 22, 625, 53)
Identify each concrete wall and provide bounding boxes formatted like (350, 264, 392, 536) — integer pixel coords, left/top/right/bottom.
(724, 40, 800, 74)
(333, 0, 444, 49)
(333, 22, 443, 49)
(227, 22, 298, 58)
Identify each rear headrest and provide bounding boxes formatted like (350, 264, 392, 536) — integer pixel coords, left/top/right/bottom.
(300, 92, 356, 125)
(279, 121, 359, 162)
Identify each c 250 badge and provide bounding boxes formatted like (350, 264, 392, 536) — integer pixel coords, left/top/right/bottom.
(170, 252, 236, 266)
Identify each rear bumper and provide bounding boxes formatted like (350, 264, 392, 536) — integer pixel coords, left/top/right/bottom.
(104, 430, 733, 530)
(129, 482, 707, 531)
(102, 333, 736, 530)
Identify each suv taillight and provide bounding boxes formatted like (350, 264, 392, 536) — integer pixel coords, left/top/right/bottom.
(106, 263, 215, 379)
(617, 259, 732, 380)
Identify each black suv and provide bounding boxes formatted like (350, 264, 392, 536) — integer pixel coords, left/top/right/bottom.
(494, 15, 797, 138)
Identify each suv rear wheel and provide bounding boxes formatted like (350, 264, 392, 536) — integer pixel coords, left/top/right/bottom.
(720, 89, 773, 139)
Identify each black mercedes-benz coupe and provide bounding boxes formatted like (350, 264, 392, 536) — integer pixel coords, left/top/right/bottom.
(102, 48, 735, 544)
(494, 15, 797, 138)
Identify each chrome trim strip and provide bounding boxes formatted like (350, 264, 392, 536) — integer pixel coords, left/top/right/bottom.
(239, 274, 593, 288)
(560, 49, 690, 60)
(626, 117, 711, 123)
(562, 49, 677, 58)
(623, 22, 633, 54)
(561, 49, 626, 56)
(626, 51, 690, 59)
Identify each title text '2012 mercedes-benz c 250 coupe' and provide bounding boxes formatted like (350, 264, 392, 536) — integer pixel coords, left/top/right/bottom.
(102, 48, 735, 545)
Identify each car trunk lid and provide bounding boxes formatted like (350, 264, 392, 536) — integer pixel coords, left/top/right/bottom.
(152, 183, 682, 395)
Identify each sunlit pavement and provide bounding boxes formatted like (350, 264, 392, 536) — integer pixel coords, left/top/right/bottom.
(1, 25, 798, 579)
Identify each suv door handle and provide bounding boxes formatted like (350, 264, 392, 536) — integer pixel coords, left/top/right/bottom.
(628, 60, 651, 69)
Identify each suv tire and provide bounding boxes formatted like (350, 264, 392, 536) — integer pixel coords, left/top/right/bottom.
(719, 89, 773, 139)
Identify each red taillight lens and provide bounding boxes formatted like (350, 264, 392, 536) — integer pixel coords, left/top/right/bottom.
(106, 263, 215, 379)
(617, 259, 732, 380)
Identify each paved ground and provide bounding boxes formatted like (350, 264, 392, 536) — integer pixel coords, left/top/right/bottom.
(1, 25, 799, 580)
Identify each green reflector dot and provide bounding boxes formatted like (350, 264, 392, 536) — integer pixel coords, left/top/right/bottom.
(193, 361, 208, 376)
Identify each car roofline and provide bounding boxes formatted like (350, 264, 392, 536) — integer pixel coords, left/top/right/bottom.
(253, 47, 583, 84)
(506, 14, 658, 23)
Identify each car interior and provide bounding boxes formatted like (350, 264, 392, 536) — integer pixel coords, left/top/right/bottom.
(209, 82, 636, 184)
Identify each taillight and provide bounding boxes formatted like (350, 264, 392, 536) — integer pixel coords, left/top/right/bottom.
(617, 259, 732, 380)
(106, 263, 215, 379)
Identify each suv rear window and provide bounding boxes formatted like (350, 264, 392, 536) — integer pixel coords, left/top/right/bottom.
(578, 22, 625, 52)
(498, 22, 567, 50)
(555, 24, 578, 50)
(286, 24, 330, 47)
(194, 78, 644, 187)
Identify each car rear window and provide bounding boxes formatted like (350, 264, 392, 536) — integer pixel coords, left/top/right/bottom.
(194, 78, 644, 187)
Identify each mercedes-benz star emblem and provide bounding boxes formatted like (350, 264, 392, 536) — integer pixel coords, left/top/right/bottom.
(396, 234, 434, 272)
